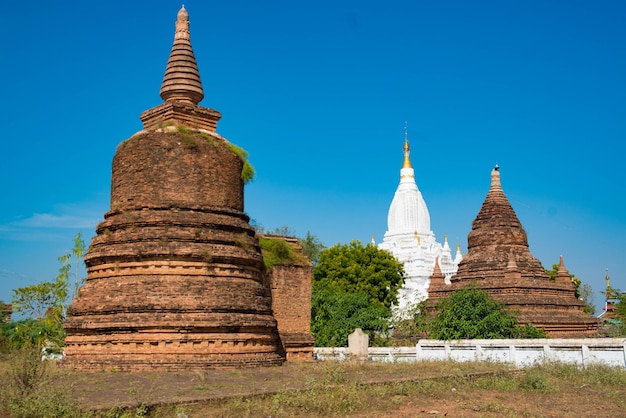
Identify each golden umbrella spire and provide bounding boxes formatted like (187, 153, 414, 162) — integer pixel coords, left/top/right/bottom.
(402, 122, 412, 169)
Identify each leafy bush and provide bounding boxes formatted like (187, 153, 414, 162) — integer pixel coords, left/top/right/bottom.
(429, 284, 544, 340)
(313, 241, 404, 309)
(311, 289, 391, 347)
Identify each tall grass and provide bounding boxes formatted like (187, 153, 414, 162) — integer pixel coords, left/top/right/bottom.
(0, 346, 88, 418)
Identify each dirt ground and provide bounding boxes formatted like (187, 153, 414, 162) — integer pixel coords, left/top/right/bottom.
(59, 361, 625, 417)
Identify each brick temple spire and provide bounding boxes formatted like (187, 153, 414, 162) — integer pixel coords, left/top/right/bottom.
(160, 5, 204, 104)
(428, 166, 599, 337)
(62, 6, 289, 370)
(140, 6, 221, 132)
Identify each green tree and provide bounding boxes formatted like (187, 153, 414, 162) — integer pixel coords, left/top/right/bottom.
(606, 288, 626, 336)
(298, 231, 325, 265)
(429, 284, 546, 340)
(311, 289, 390, 347)
(612, 289, 626, 318)
(310, 241, 404, 346)
(313, 240, 404, 309)
(11, 281, 65, 321)
(9, 233, 86, 348)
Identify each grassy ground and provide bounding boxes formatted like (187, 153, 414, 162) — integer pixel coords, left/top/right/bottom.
(1, 349, 625, 417)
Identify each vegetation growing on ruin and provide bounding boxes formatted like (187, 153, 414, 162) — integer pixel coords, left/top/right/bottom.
(259, 236, 308, 271)
(175, 125, 198, 149)
(227, 143, 255, 184)
(545, 263, 596, 314)
(199, 132, 217, 146)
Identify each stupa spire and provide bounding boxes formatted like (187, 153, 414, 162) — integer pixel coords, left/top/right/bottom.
(402, 123, 412, 169)
(556, 255, 574, 284)
(160, 5, 204, 104)
(490, 164, 502, 191)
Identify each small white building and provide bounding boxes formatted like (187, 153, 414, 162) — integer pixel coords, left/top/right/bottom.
(377, 135, 462, 314)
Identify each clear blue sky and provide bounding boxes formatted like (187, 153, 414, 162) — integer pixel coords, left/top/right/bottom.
(1, 1, 624, 312)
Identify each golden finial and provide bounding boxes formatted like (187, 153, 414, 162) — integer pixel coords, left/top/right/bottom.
(402, 122, 412, 169)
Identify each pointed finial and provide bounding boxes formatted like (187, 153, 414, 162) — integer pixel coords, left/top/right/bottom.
(160, 6, 204, 104)
(490, 164, 501, 189)
(371, 234, 375, 245)
(555, 255, 573, 284)
(557, 255, 568, 274)
(402, 123, 412, 169)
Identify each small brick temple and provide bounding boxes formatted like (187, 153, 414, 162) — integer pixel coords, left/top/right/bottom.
(62, 6, 313, 371)
(428, 166, 599, 337)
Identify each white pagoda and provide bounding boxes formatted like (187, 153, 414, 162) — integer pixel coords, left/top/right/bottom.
(377, 135, 462, 314)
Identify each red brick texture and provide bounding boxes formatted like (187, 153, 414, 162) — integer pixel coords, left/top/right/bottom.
(62, 130, 286, 371)
(264, 236, 315, 362)
(428, 169, 599, 338)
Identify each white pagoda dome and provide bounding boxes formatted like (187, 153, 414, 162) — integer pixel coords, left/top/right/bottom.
(378, 133, 462, 314)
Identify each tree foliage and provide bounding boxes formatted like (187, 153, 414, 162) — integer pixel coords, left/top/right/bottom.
(606, 288, 626, 336)
(313, 240, 404, 309)
(311, 289, 390, 347)
(310, 241, 404, 346)
(298, 231, 325, 266)
(612, 289, 626, 319)
(429, 284, 546, 340)
(7, 233, 86, 349)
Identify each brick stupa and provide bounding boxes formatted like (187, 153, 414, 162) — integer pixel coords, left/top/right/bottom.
(62, 6, 286, 370)
(428, 166, 599, 337)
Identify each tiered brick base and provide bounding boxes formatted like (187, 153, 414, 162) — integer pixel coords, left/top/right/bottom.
(62, 130, 285, 371)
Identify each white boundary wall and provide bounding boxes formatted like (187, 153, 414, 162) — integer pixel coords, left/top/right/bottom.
(314, 339, 626, 368)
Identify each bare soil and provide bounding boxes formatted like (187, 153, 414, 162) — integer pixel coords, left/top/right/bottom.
(57, 361, 625, 417)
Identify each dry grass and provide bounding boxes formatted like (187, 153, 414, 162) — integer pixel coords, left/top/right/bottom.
(1, 352, 625, 417)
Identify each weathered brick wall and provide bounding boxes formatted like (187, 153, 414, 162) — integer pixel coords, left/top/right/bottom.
(271, 265, 312, 335)
(265, 236, 315, 362)
(62, 130, 285, 371)
(112, 130, 244, 212)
